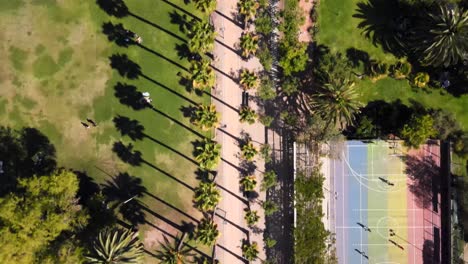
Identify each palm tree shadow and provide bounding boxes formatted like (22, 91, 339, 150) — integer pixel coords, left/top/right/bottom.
(112, 141, 143, 166)
(113, 115, 145, 140)
(114, 82, 147, 111)
(101, 172, 147, 225)
(96, 0, 128, 17)
(102, 22, 134, 47)
(109, 54, 142, 79)
(353, 0, 409, 57)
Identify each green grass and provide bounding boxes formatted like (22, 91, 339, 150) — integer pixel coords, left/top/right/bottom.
(0, 0, 211, 261)
(316, 0, 468, 130)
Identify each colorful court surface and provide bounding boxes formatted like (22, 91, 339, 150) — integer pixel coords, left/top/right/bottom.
(330, 140, 442, 264)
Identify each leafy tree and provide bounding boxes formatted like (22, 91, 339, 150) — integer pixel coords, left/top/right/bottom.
(241, 141, 258, 160)
(412, 72, 430, 88)
(265, 237, 277, 248)
(239, 32, 259, 58)
(281, 76, 300, 96)
(239, 69, 259, 90)
(255, 11, 274, 35)
(262, 200, 279, 216)
(239, 106, 258, 124)
(86, 228, 143, 264)
(414, 4, 468, 67)
(194, 139, 221, 171)
(279, 42, 308, 76)
(238, 0, 260, 23)
(430, 109, 461, 140)
(193, 0, 217, 14)
(314, 52, 355, 85)
(353, 116, 377, 139)
(400, 114, 437, 148)
(193, 181, 221, 212)
(256, 76, 276, 100)
(155, 234, 193, 264)
(191, 104, 220, 130)
(190, 58, 216, 90)
(259, 144, 272, 163)
(195, 218, 219, 246)
(261, 170, 278, 191)
(312, 78, 362, 129)
(185, 19, 217, 54)
(257, 43, 273, 71)
(0, 170, 88, 263)
(240, 175, 257, 192)
(244, 209, 260, 226)
(295, 115, 342, 143)
(241, 240, 259, 261)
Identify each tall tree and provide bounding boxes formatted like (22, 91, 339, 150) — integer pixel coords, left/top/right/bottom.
(190, 59, 216, 90)
(194, 218, 220, 246)
(155, 234, 193, 264)
(239, 69, 259, 90)
(193, 0, 217, 14)
(0, 170, 88, 263)
(194, 139, 221, 171)
(191, 104, 220, 130)
(185, 19, 217, 54)
(414, 4, 468, 67)
(312, 79, 362, 129)
(400, 114, 437, 148)
(239, 32, 259, 58)
(240, 175, 257, 192)
(86, 228, 143, 264)
(238, 0, 260, 23)
(193, 181, 221, 212)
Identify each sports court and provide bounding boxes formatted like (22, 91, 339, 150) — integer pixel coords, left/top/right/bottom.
(328, 140, 442, 264)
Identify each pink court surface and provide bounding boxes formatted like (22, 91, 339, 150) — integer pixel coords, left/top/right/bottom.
(327, 140, 443, 264)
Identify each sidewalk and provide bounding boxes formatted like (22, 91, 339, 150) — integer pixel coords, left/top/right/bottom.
(211, 1, 266, 263)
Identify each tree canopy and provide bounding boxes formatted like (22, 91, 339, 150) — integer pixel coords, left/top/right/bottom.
(0, 170, 88, 263)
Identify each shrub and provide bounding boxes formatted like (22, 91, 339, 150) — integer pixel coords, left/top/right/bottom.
(259, 115, 274, 127)
(263, 200, 279, 216)
(257, 76, 276, 100)
(265, 237, 277, 248)
(259, 144, 272, 163)
(400, 114, 437, 148)
(391, 61, 412, 79)
(413, 72, 430, 88)
(241, 141, 258, 161)
(257, 43, 273, 72)
(261, 170, 278, 191)
(239, 106, 257, 124)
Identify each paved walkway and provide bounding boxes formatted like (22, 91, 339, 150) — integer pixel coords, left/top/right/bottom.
(211, 2, 266, 263)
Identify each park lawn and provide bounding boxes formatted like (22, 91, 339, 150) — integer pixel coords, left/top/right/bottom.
(0, 0, 211, 260)
(315, 0, 468, 130)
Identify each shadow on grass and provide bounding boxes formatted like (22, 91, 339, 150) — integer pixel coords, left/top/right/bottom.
(114, 82, 147, 111)
(102, 22, 134, 47)
(141, 73, 199, 105)
(109, 54, 141, 79)
(149, 106, 205, 139)
(129, 12, 187, 43)
(353, 0, 409, 57)
(96, 0, 128, 18)
(137, 44, 188, 71)
(161, 0, 200, 21)
(144, 191, 199, 223)
(112, 141, 143, 166)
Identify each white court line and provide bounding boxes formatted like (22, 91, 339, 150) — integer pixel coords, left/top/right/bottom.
(342, 150, 346, 264)
(352, 243, 423, 246)
(358, 144, 362, 264)
(336, 226, 430, 229)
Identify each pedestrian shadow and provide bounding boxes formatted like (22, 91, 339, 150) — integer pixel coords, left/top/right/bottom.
(128, 12, 187, 43)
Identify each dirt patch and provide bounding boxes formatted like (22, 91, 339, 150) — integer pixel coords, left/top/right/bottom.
(299, 0, 314, 42)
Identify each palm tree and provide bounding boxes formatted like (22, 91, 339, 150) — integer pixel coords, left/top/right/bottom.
(415, 4, 468, 67)
(193, 181, 221, 212)
(186, 19, 217, 54)
(86, 228, 143, 264)
(312, 78, 362, 129)
(190, 58, 216, 90)
(244, 208, 260, 226)
(194, 139, 221, 171)
(194, 218, 220, 246)
(241, 141, 258, 161)
(193, 0, 217, 14)
(238, 0, 260, 24)
(239, 69, 259, 90)
(239, 32, 259, 58)
(241, 240, 259, 261)
(239, 106, 257, 124)
(240, 175, 257, 192)
(191, 104, 220, 130)
(155, 234, 194, 264)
